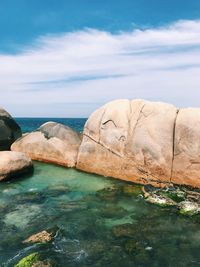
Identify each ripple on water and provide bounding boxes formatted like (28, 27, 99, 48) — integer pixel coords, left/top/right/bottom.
(1, 162, 200, 267)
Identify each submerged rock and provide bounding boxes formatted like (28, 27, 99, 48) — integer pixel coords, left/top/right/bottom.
(145, 194, 176, 207)
(100, 205, 127, 218)
(178, 201, 200, 215)
(96, 186, 121, 201)
(0, 151, 33, 181)
(0, 107, 22, 150)
(15, 253, 40, 267)
(15, 253, 53, 267)
(112, 223, 135, 238)
(23, 230, 55, 244)
(122, 184, 142, 197)
(11, 121, 82, 167)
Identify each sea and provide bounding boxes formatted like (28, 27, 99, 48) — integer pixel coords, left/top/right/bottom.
(0, 118, 200, 266)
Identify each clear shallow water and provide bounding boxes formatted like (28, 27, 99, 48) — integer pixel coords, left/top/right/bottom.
(4, 118, 200, 266)
(1, 162, 200, 267)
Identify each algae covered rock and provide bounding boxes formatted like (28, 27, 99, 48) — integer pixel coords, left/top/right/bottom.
(15, 253, 53, 267)
(178, 201, 200, 215)
(112, 223, 135, 238)
(0, 107, 22, 150)
(15, 253, 40, 267)
(145, 194, 176, 207)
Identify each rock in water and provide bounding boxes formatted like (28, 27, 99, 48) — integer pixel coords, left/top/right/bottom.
(0, 107, 21, 150)
(0, 151, 33, 181)
(23, 230, 55, 244)
(11, 122, 82, 167)
(77, 99, 178, 187)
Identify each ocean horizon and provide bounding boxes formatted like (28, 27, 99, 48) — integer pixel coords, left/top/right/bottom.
(15, 118, 87, 133)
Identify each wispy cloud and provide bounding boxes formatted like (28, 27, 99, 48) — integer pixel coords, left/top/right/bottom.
(1, 20, 200, 116)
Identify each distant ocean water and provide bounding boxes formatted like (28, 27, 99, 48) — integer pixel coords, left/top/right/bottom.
(15, 118, 87, 133)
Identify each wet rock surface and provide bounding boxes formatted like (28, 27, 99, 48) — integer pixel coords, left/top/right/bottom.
(143, 184, 200, 215)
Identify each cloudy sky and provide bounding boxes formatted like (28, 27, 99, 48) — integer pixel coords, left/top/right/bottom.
(0, 0, 200, 117)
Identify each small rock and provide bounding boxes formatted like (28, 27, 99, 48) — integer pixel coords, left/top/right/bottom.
(145, 194, 176, 207)
(23, 230, 55, 244)
(178, 201, 200, 215)
(15, 253, 40, 267)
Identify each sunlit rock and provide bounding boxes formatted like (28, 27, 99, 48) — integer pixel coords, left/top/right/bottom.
(11, 121, 82, 167)
(0, 151, 33, 181)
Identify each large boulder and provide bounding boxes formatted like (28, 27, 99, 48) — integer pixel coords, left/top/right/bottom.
(0, 107, 22, 150)
(77, 99, 178, 187)
(172, 108, 200, 187)
(11, 122, 82, 167)
(0, 151, 33, 181)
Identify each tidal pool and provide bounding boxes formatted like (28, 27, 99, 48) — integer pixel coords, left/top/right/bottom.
(0, 162, 200, 267)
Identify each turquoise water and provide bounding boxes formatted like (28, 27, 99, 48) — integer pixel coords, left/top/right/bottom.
(1, 162, 200, 266)
(1, 118, 199, 266)
(15, 118, 87, 133)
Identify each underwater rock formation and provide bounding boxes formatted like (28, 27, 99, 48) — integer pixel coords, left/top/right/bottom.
(11, 122, 82, 167)
(0, 151, 33, 181)
(77, 99, 200, 188)
(0, 107, 21, 150)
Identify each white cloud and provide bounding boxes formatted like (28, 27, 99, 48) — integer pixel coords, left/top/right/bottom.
(1, 20, 200, 117)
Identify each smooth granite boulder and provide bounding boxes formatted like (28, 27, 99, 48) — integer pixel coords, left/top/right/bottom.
(172, 108, 200, 188)
(0, 107, 21, 150)
(0, 151, 33, 181)
(11, 122, 82, 167)
(77, 99, 178, 187)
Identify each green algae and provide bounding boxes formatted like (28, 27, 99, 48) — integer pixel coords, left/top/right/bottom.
(15, 253, 40, 267)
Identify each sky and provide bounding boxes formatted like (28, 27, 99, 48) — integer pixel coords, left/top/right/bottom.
(0, 0, 200, 117)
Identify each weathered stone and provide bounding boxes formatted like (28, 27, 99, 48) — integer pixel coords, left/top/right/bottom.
(0, 107, 21, 150)
(23, 230, 54, 244)
(172, 108, 200, 187)
(11, 121, 82, 167)
(77, 99, 178, 187)
(0, 151, 33, 181)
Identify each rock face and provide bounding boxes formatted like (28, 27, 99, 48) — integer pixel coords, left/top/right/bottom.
(172, 108, 200, 188)
(11, 122, 82, 167)
(0, 107, 22, 150)
(77, 99, 178, 187)
(0, 151, 33, 181)
(76, 99, 200, 188)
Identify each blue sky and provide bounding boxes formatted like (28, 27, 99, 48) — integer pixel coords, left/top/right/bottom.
(0, 0, 200, 117)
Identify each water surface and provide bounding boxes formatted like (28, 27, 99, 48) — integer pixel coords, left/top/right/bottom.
(0, 162, 200, 266)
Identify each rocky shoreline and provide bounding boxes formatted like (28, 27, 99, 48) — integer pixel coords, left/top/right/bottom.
(1, 99, 200, 214)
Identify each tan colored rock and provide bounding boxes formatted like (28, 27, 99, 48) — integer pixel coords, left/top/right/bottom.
(77, 99, 178, 187)
(0, 107, 21, 150)
(23, 230, 54, 244)
(11, 122, 82, 167)
(172, 108, 200, 187)
(0, 151, 33, 181)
